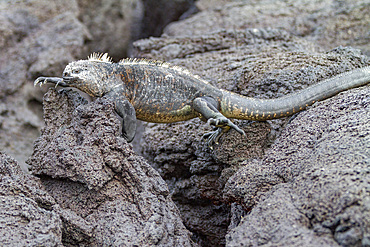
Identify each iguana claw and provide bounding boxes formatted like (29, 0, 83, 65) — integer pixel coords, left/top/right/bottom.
(34, 77, 64, 88)
(207, 117, 245, 136)
(202, 128, 224, 149)
(203, 117, 246, 148)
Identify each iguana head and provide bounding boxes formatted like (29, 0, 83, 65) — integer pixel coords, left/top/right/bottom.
(61, 53, 115, 97)
(34, 53, 116, 97)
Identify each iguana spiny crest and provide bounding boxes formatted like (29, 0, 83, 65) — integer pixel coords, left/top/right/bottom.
(60, 53, 210, 97)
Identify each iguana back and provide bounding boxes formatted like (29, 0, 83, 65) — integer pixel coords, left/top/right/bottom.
(117, 60, 223, 123)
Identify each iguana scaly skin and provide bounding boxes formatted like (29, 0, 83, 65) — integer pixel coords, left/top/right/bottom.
(34, 53, 370, 145)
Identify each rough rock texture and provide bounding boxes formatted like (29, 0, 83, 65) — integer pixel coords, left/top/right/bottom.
(164, 0, 370, 55)
(0, 0, 89, 169)
(76, 0, 144, 59)
(1, 0, 369, 246)
(0, 0, 144, 170)
(27, 89, 195, 246)
(139, 0, 197, 38)
(225, 85, 370, 247)
(0, 0, 197, 171)
(133, 27, 369, 246)
(0, 152, 63, 246)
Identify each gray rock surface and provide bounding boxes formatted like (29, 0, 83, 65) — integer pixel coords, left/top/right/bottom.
(0, 0, 144, 170)
(0, 0, 90, 169)
(139, 0, 196, 38)
(0, 152, 63, 246)
(27, 89, 195, 246)
(225, 85, 370, 247)
(164, 0, 370, 55)
(0, 0, 194, 171)
(77, 0, 144, 59)
(0, 0, 369, 246)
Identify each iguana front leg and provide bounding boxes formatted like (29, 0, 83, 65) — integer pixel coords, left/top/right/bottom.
(193, 96, 245, 146)
(106, 91, 137, 142)
(115, 99, 137, 142)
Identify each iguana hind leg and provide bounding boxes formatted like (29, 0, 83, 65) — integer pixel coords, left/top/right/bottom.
(193, 96, 245, 146)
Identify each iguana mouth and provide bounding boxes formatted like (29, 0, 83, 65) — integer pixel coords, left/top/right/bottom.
(62, 76, 76, 84)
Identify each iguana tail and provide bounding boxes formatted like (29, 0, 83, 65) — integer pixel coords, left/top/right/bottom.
(220, 66, 370, 121)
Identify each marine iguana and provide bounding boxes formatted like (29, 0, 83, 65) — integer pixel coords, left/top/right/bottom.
(34, 53, 370, 145)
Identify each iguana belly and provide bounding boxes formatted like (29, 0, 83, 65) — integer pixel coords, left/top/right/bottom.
(134, 103, 197, 123)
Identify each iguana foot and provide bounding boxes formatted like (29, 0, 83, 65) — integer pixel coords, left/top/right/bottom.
(202, 127, 225, 148)
(207, 117, 245, 136)
(202, 117, 246, 148)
